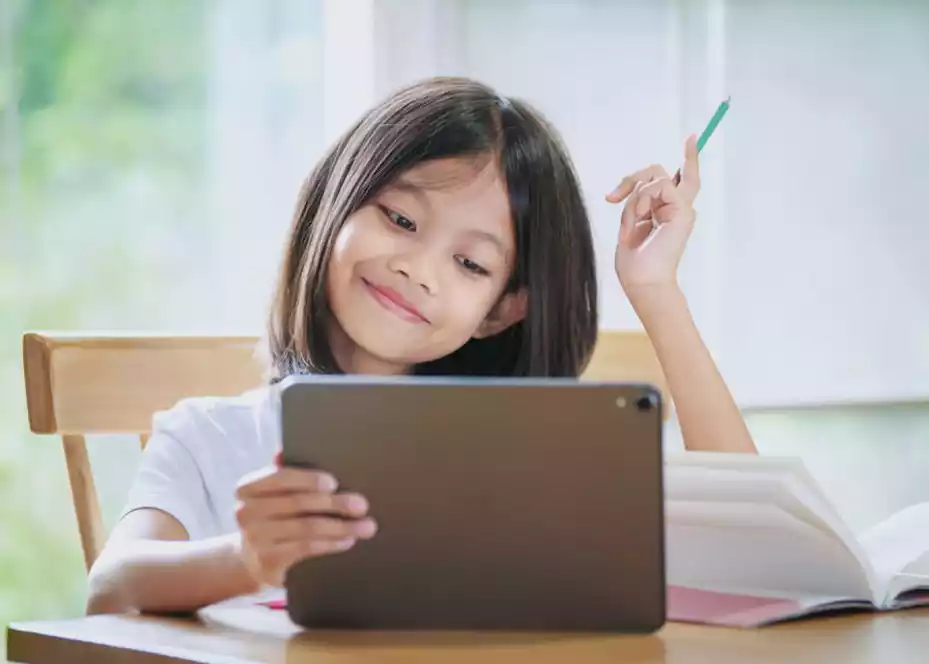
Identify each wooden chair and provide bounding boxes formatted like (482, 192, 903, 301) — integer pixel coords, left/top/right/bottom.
(22, 331, 668, 572)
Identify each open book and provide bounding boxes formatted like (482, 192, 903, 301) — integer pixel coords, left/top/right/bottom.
(664, 452, 929, 627)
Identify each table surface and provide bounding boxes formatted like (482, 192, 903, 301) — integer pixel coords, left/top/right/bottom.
(8, 601, 929, 664)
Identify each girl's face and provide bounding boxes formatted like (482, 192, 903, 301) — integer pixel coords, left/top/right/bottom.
(326, 157, 526, 374)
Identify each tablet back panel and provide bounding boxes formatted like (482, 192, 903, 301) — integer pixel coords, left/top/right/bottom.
(281, 377, 665, 633)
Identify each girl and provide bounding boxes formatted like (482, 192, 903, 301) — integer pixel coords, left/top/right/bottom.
(86, 77, 757, 615)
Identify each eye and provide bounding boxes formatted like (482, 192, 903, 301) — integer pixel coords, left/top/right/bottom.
(381, 206, 416, 231)
(455, 255, 489, 276)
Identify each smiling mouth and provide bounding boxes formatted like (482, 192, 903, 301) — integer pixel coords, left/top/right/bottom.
(362, 279, 429, 324)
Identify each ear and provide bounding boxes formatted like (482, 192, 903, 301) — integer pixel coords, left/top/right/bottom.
(473, 289, 528, 339)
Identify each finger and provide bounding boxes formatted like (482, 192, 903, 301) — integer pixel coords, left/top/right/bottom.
(627, 219, 656, 251)
(635, 189, 654, 219)
(237, 491, 369, 524)
(677, 134, 700, 199)
(639, 176, 684, 205)
(302, 537, 357, 557)
(259, 537, 357, 583)
(636, 176, 682, 214)
(236, 466, 338, 498)
(619, 189, 642, 243)
(248, 515, 378, 544)
(606, 174, 641, 204)
(605, 164, 668, 203)
(607, 164, 667, 202)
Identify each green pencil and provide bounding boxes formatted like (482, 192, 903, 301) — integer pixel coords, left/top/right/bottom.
(673, 96, 730, 184)
(697, 96, 730, 151)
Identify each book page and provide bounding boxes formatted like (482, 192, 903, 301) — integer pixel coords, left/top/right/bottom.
(666, 454, 878, 595)
(858, 502, 929, 606)
(667, 500, 874, 601)
(668, 466, 844, 536)
(667, 454, 850, 535)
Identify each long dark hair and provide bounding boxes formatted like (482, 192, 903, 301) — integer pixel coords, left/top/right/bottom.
(268, 77, 598, 379)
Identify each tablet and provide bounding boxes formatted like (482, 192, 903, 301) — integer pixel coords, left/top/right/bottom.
(280, 376, 665, 633)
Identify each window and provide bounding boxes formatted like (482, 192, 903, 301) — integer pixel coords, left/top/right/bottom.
(1, 0, 323, 635)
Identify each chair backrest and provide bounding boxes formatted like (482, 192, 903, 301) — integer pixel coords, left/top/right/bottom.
(22, 331, 668, 571)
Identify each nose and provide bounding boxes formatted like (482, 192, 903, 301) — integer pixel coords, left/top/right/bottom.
(387, 247, 439, 295)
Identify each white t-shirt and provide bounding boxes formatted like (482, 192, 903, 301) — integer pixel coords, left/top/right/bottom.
(121, 386, 281, 540)
(121, 383, 685, 540)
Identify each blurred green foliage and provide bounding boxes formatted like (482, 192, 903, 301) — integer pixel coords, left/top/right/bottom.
(1, 0, 209, 654)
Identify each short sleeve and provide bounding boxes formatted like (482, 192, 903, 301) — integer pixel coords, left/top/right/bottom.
(121, 413, 217, 540)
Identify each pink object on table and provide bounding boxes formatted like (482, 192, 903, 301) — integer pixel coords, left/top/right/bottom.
(666, 585, 806, 627)
(260, 598, 287, 610)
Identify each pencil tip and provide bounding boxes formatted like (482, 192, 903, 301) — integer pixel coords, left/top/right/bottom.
(726, 95, 731, 104)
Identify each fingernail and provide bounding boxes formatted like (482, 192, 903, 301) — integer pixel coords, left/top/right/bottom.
(358, 519, 378, 538)
(335, 538, 356, 551)
(319, 474, 338, 492)
(344, 494, 368, 514)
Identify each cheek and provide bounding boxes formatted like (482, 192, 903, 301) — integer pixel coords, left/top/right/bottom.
(326, 240, 349, 293)
(332, 214, 396, 267)
(440, 279, 506, 333)
(329, 217, 375, 285)
(327, 222, 369, 307)
(331, 219, 360, 265)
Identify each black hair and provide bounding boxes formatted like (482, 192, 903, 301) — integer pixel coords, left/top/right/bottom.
(268, 76, 598, 379)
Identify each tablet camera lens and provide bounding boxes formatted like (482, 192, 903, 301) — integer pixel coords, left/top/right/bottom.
(635, 392, 658, 412)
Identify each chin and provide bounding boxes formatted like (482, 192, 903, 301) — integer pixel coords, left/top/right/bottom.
(347, 329, 459, 369)
(345, 328, 429, 365)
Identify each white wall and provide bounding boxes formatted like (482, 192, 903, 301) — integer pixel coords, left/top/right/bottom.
(200, 0, 929, 409)
(718, 1, 929, 407)
(380, 0, 929, 408)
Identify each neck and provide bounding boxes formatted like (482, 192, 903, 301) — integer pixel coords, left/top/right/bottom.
(328, 320, 411, 376)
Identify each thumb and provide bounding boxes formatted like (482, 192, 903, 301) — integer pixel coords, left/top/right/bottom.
(679, 133, 700, 199)
(686, 132, 699, 157)
(618, 191, 640, 245)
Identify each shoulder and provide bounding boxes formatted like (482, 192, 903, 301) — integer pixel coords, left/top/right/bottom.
(122, 388, 279, 539)
(131, 386, 281, 538)
(152, 386, 281, 461)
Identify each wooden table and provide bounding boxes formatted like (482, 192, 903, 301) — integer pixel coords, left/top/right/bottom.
(8, 602, 929, 664)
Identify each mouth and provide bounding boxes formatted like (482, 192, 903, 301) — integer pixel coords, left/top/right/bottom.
(362, 279, 429, 324)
